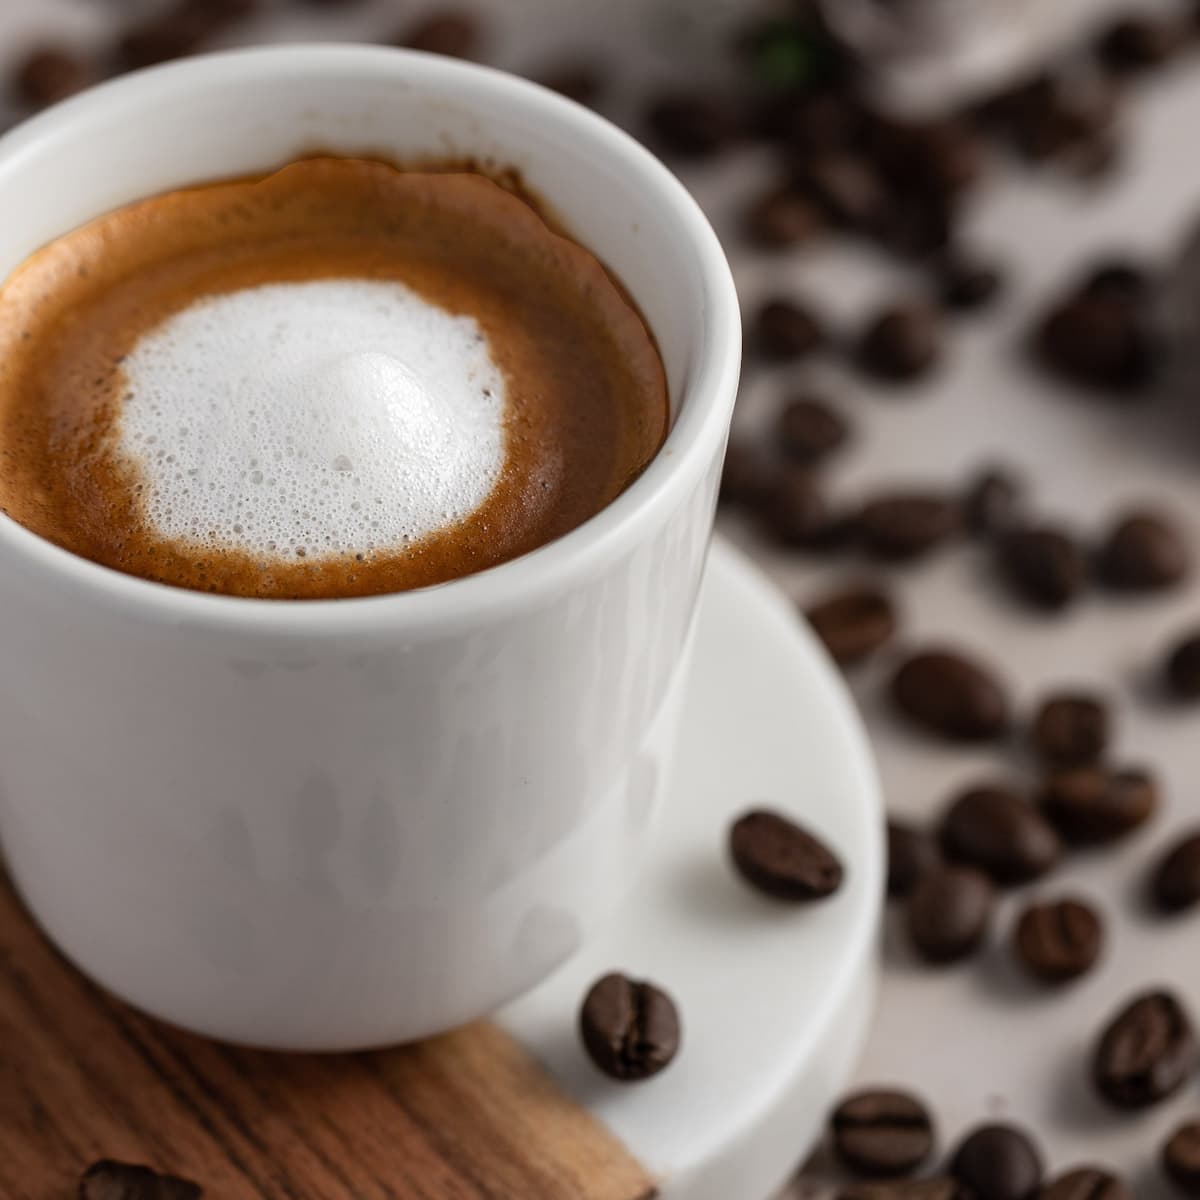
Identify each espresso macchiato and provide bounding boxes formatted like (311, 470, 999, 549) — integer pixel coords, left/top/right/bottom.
(0, 157, 668, 598)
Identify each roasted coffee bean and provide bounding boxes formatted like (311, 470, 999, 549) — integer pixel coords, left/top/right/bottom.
(858, 492, 960, 562)
(1097, 510, 1189, 591)
(897, 118, 986, 197)
(762, 468, 833, 548)
(1097, 15, 1180, 73)
(856, 303, 942, 383)
(398, 10, 482, 58)
(1163, 1121, 1200, 1196)
(775, 394, 848, 464)
(937, 254, 1005, 312)
(1012, 897, 1103, 984)
(1035, 292, 1155, 392)
(1083, 260, 1152, 302)
(1150, 830, 1200, 914)
(12, 46, 93, 107)
(887, 819, 937, 900)
(646, 91, 739, 158)
(998, 526, 1087, 612)
(831, 1089, 935, 1177)
(535, 60, 606, 107)
(907, 865, 994, 964)
(940, 784, 1061, 886)
(580, 973, 680, 1082)
(807, 583, 897, 667)
(1030, 693, 1110, 767)
(745, 186, 822, 249)
(1093, 989, 1196, 1109)
(877, 190, 956, 261)
(80, 1159, 203, 1200)
(949, 1123, 1044, 1200)
(1165, 629, 1200, 700)
(758, 89, 863, 153)
(115, 7, 211, 69)
(729, 808, 843, 900)
(798, 152, 886, 229)
(963, 465, 1023, 539)
(719, 439, 777, 510)
(1039, 1166, 1130, 1200)
(839, 1180, 968, 1200)
(1039, 766, 1157, 845)
(890, 649, 1010, 742)
(753, 298, 826, 360)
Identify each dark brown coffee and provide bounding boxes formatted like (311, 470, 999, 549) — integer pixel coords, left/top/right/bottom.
(0, 157, 669, 599)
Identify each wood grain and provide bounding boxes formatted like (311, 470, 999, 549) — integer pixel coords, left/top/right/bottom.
(0, 872, 655, 1200)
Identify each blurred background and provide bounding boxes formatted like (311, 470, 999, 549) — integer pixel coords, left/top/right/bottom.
(6, 0, 1200, 1196)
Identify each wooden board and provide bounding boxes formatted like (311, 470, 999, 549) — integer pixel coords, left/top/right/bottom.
(0, 871, 655, 1200)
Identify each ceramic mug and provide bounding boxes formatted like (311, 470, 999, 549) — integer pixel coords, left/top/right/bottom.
(0, 45, 739, 1050)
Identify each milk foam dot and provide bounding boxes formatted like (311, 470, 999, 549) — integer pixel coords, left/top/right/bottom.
(117, 280, 507, 560)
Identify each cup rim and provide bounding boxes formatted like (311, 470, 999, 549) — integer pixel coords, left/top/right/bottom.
(0, 43, 739, 635)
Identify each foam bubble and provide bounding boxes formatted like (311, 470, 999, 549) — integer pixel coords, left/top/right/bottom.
(117, 279, 506, 560)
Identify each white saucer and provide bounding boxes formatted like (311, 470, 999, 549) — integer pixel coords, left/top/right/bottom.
(499, 537, 884, 1200)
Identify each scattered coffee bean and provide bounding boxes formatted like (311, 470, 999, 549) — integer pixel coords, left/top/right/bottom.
(897, 117, 986, 196)
(757, 89, 863, 154)
(79, 1159, 202, 1200)
(1092, 990, 1196, 1109)
(831, 1089, 935, 1178)
(876, 189, 956, 261)
(646, 91, 739, 158)
(762, 468, 833, 548)
(1039, 1167, 1130, 1200)
(729, 808, 843, 900)
(936, 253, 1005, 313)
(1150, 830, 1200, 914)
(1030, 693, 1110, 767)
(1035, 292, 1155, 392)
(940, 783, 1061, 886)
(535, 60, 606, 107)
(963, 465, 1023, 539)
(890, 648, 1010, 742)
(856, 302, 942, 383)
(887, 819, 938, 900)
(398, 10, 482, 59)
(806, 583, 897, 667)
(1012, 897, 1103, 984)
(1163, 1121, 1200, 1196)
(1039, 766, 1158, 845)
(949, 1123, 1044, 1200)
(745, 186, 822, 249)
(115, 7, 211, 70)
(997, 525, 1087, 612)
(753, 298, 826, 360)
(776, 394, 849, 464)
(1165, 629, 1200, 700)
(579, 972, 680, 1082)
(839, 1180, 968, 1200)
(12, 46, 93, 107)
(858, 491, 961, 562)
(798, 152, 887, 229)
(719, 439, 777, 510)
(1097, 15, 1180, 74)
(1097, 510, 1189, 592)
(1083, 259, 1152, 302)
(907, 865, 994, 964)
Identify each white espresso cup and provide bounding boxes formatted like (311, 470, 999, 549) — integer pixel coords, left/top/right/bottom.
(0, 46, 739, 1051)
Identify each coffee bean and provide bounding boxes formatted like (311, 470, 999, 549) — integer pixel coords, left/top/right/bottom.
(535, 60, 606, 107)
(877, 190, 956, 261)
(1165, 630, 1200, 700)
(579, 972, 679, 1081)
(1092, 990, 1196, 1108)
(1039, 1166, 1130, 1200)
(839, 1180, 968, 1200)
(940, 784, 1061, 886)
(798, 152, 886, 229)
(776, 394, 849, 463)
(831, 1089, 934, 1177)
(1097, 510, 1189, 592)
(729, 808, 843, 900)
(806, 583, 897, 667)
(963, 465, 1023, 539)
(719, 439, 777, 510)
(758, 89, 863, 154)
(646, 91, 739, 158)
(997, 526, 1087, 612)
(398, 11, 482, 59)
(1083, 260, 1152, 302)
(858, 492, 961, 562)
(115, 8, 211, 70)
(896, 118, 986, 197)
(753, 298, 826, 360)
(1150, 830, 1200, 914)
(762, 468, 833, 549)
(856, 303, 942, 383)
(1035, 292, 1155, 393)
(745, 186, 822, 249)
(1163, 1121, 1200, 1196)
(937, 254, 1005, 313)
(890, 648, 1010, 742)
(1030, 693, 1110, 767)
(1012, 897, 1103, 984)
(1097, 16, 1180, 74)
(949, 1123, 1044, 1200)
(1039, 766, 1157, 845)
(12, 46, 93, 108)
(80, 1159, 202, 1199)
(887, 819, 937, 900)
(907, 865, 994, 964)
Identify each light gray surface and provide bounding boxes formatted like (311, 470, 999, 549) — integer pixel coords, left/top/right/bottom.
(3, 0, 1200, 1195)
